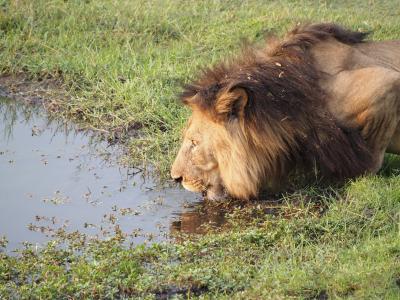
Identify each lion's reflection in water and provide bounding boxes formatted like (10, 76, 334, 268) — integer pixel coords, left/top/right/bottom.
(170, 198, 281, 237)
(170, 202, 226, 236)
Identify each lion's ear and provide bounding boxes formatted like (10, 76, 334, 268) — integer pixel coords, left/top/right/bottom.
(215, 88, 248, 121)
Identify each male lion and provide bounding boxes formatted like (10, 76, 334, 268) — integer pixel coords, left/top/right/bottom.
(171, 23, 400, 200)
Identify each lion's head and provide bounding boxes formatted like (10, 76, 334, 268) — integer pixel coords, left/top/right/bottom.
(170, 109, 225, 200)
(171, 87, 257, 200)
(172, 23, 373, 200)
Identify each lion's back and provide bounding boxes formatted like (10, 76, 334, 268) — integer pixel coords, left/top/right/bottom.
(355, 40, 400, 71)
(311, 38, 400, 76)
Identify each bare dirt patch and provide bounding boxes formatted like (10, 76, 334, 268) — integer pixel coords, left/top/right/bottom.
(0, 73, 66, 109)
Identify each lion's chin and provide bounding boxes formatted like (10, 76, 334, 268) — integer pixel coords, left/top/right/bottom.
(181, 181, 226, 200)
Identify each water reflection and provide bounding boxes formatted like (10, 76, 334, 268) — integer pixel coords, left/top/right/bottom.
(170, 201, 226, 235)
(0, 97, 203, 250)
(1, 97, 43, 140)
(170, 198, 282, 239)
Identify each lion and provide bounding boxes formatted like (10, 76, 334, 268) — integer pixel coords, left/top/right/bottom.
(171, 23, 400, 200)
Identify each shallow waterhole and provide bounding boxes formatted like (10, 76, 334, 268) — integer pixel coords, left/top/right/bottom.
(0, 96, 228, 251)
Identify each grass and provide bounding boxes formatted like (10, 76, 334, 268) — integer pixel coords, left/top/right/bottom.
(0, 0, 399, 298)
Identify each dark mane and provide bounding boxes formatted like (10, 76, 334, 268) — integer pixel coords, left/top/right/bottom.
(180, 23, 373, 184)
(180, 23, 369, 103)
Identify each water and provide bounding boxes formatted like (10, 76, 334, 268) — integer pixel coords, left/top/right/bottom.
(0, 97, 210, 251)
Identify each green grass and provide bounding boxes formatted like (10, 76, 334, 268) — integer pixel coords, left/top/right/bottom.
(0, 0, 400, 298)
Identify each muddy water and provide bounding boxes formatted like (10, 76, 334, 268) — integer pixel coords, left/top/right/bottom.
(0, 97, 213, 250)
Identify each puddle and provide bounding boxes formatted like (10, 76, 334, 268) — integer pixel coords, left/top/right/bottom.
(0, 97, 214, 251)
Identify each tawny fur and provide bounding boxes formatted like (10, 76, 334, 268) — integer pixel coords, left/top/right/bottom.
(171, 23, 400, 200)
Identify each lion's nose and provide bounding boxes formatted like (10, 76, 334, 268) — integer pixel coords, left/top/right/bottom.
(173, 176, 183, 183)
(171, 168, 183, 183)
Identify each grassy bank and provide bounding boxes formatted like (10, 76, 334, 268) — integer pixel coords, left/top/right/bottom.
(1, 0, 400, 298)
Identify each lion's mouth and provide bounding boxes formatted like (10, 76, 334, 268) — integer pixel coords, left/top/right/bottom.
(181, 179, 226, 200)
(181, 179, 206, 193)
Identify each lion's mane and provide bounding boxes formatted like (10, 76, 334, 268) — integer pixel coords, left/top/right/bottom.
(180, 24, 373, 198)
